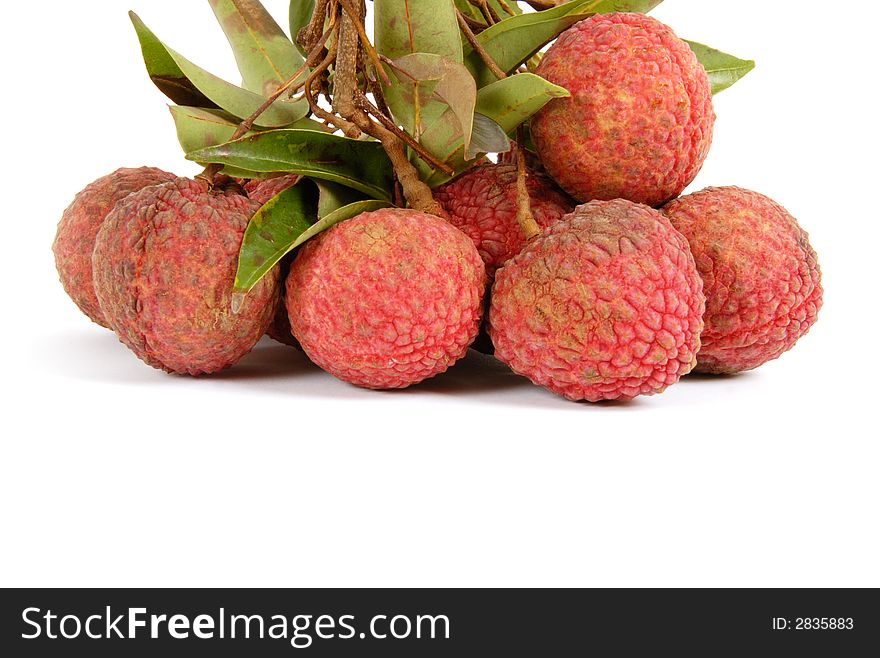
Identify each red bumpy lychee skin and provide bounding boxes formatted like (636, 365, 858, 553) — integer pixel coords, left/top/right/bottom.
(287, 208, 487, 389)
(53, 167, 176, 327)
(531, 13, 715, 207)
(267, 299, 300, 348)
(435, 163, 574, 274)
(490, 199, 705, 402)
(662, 187, 823, 374)
(244, 174, 301, 205)
(266, 256, 301, 349)
(92, 178, 279, 375)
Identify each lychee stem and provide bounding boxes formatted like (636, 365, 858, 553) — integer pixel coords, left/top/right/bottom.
(470, 0, 500, 25)
(331, 4, 444, 215)
(339, 0, 391, 87)
(495, 0, 518, 17)
(297, 0, 330, 55)
(203, 0, 448, 215)
(457, 10, 506, 80)
(515, 126, 540, 241)
(356, 90, 453, 176)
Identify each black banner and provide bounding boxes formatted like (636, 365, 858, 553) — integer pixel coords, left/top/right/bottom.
(1, 589, 877, 656)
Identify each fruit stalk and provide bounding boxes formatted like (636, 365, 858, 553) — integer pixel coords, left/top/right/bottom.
(457, 10, 506, 80)
(329, 1, 444, 215)
(515, 126, 540, 240)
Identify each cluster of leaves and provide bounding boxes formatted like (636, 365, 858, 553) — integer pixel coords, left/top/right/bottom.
(130, 0, 754, 298)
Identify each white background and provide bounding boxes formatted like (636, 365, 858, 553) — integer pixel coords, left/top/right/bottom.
(1, 1, 877, 587)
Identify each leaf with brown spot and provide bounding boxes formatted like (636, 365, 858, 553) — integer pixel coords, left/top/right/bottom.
(235, 191, 390, 297)
(418, 73, 570, 186)
(209, 0, 306, 97)
(130, 12, 307, 127)
(131, 12, 215, 107)
(187, 129, 396, 200)
(170, 105, 326, 157)
(383, 53, 476, 153)
(475, 72, 569, 133)
(234, 180, 318, 295)
(374, 0, 463, 63)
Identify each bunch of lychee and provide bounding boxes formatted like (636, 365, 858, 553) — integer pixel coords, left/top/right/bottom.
(53, 13, 821, 402)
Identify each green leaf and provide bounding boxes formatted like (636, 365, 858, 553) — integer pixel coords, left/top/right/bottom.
(475, 72, 569, 134)
(313, 180, 368, 218)
(417, 73, 569, 186)
(455, 0, 522, 23)
(289, 0, 316, 57)
(187, 130, 396, 200)
(130, 11, 215, 107)
(290, 200, 393, 252)
(374, 0, 463, 63)
(465, 0, 664, 87)
(129, 12, 307, 127)
(234, 197, 391, 297)
(685, 40, 755, 94)
(208, 0, 306, 97)
(234, 181, 319, 296)
(170, 105, 326, 155)
(469, 114, 511, 158)
(170, 106, 253, 153)
(383, 53, 477, 153)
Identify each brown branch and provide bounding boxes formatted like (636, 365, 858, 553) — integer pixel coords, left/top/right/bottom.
(378, 127, 444, 215)
(368, 75, 392, 122)
(496, 0, 518, 15)
(314, 106, 362, 138)
(339, 0, 391, 86)
(331, 7, 441, 214)
(515, 126, 540, 240)
(288, 25, 337, 98)
(209, 0, 446, 215)
(306, 39, 355, 135)
(457, 10, 506, 80)
(471, 0, 500, 25)
(298, 0, 330, 54)
(460, 13, 487, 32)
(233, 68, 306, 140)
(392, 181, 404, 208)
(346, 101, 442, 213)
(356, 95, 454, 176)
(306, 42, 337, 103)
(331, 1, 360, 118)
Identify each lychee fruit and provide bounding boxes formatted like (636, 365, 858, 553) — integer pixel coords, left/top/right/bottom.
(286, 208, 486, 389)
(238, 175, 303, 348)
(531, 13, 715, 207)
(92, 178, 279, 375)
(53, 167, 176, 327)
(434, 163, 574, 274)
(662, 186, 822, 374)
(267, 299, 299, 348)
(266, 257, 300, 349)
(243, 174, 301, 205)
(490, 199, 705, 402)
